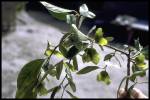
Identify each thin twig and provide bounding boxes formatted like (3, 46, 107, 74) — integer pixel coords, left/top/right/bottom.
(114, 56, 122, 67)
(61, 83, 69, 98)
(105, 45, 128, 56)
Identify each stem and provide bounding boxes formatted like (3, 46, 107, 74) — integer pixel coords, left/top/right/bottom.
(36, 45, 59, 86)
(34, 31, 71, 90)
(124, 49, 131, 97)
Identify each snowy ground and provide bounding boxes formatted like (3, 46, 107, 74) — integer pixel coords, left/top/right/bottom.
(2, 10, 149, 98)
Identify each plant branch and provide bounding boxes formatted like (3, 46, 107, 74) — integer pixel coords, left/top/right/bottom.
(105, 45, 128, 56)
(124, 49, 131, 97)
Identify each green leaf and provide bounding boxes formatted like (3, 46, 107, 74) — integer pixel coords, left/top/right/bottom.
(104, 53, 114, 61)
(97, 71, 111, 85)
(79, 4, 95, 19)
(134, 53, 147, 69)
(105, 37, 114, 42)
(69, 34, 89, 50)
(135, 53, 145, 64)
(77, 66, 99, 75)
(48, 68, 57, 77)
(136, 62, 147, 69)
(128, 83, 137, 97)
(130, 69, 147, 81)
(49, 12, 67, 21)
(82, 52, 91, 63)
(16, 59, 44, 98)
(82, 48, 100, 64)
(40, 1, 73, 21)
(66, 14, 77, 25)
(67, 77, 76, 92)
(60, 32, 71, 44)
(50, 86, 61, 98)
(42, 59, 49, 72)
(141, 46, 149, 60)
(59, 44, 68, 58)
(45, 49, 63, 58)
(95, 28, 103, 42)
(98, 37, 108, 46)
(134, 38, 143, 51)
(56, 60, 63, 80)
(66, 46, 79, 59)
(66, 90, 78, 98)
(40, 1, 73, 13)
(37, 82, 48, 96)
(73, 56, 78, 71)
(71, 24, 90, 41)
(66, 62, 75, 72)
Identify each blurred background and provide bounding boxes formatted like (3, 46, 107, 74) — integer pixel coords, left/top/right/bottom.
(2, 1, 149, 98)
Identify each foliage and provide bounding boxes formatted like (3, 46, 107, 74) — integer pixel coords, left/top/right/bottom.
(16, 1, 148, 98)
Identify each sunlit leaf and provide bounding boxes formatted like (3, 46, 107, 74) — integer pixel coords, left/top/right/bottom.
(134, 38, 143, 51)
(98, 37, 108, 46)
(16, 59, 44, 98)
(97, 71, 111, 85)
(40, 1, 73, 13)
(71, 24, 90, 41)
(40, 1, 73, 21)
(66, 90, 78, 98)
(95, 28, 103, 42)
(56, 60, 63, 80)
(77, 66, 99, 75)
(66, 14, 76, 25)
(45, 49, 63, 58)
(79, 4, 95, 18)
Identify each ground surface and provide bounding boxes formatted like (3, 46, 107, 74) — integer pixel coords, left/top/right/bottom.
(2, 10, 149, 98)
